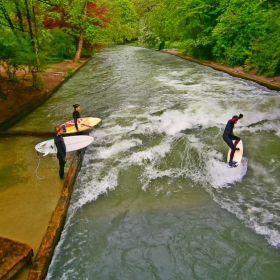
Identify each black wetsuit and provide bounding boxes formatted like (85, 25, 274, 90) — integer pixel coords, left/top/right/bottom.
(222, 118, 240, 150)
(222, 117, 240, 163)
(54, 134, 66, 179)
(73, 110, 80, 130)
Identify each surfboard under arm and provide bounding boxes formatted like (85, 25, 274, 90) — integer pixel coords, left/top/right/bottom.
(35, 135, 94, 155)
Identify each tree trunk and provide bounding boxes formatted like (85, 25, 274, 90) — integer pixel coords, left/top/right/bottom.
(15, 0, 24, 32)
(73, 30, 84, 62)
(73, 0, 88, 62)
(24, 0, 34, 42)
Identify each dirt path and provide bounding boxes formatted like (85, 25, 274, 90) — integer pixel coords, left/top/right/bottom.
(0, 59, 88, 130)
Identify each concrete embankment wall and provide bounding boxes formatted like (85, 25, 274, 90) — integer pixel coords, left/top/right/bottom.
(0, 57, 92, 279)
(27, 149, 84, 280)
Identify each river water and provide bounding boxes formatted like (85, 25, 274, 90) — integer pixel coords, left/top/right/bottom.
(13, 46, 280, 279)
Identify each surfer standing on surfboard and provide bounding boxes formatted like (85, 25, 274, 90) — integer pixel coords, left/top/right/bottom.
(54, 125, 66, 179)
(73, 104, 81, 133)
(223, 113, 243, 167)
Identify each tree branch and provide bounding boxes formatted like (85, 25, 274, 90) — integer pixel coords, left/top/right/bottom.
(37, 0, 57, 6)
(0, 20, 28, 33)
(0, 2, 15, 30)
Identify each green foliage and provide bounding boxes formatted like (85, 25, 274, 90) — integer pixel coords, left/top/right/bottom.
(136, 0, 221, 57)
(243, 65, 255, 73)
(82, 48, 93, 56)
(249, 8, 280, 76)
(1, 0, 280, 79)
(63, 68, 74, 79)
(138, 17, 161, 47)
(34, 78, 45, 90)
(7, 77, 19, 83)
(0, 30, 37, 79)
(130, 0, 159, 19)
(0, 91, 8, 100)
(42, 28, 76, 62)
(100, 0, 137, 43)
(132, 0, 280, 76)
(212, 0, 261, 66)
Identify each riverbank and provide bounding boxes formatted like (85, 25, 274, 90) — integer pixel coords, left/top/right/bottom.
(163, 49, 280, 91)
(0, 58, 91, 280)
(0, 58, 89, 131)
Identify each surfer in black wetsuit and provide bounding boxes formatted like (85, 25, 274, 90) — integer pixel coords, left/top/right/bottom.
(54, 125, 66, 179)
(223, 113, 243, 167)
(73, 104, 81, 133)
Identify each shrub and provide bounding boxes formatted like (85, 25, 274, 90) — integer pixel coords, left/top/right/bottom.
(34, 78, 44, 90)
(63, 68, 73, 79)
(7, 77, 19, 83)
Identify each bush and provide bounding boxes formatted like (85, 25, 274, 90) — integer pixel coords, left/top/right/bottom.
(63, 68, 73, 79)
(34, 78, 44, 90)
(42, 28, 76, 62)
(7, 77, 19, 83)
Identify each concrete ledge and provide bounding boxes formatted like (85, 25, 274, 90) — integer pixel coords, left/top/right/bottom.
(27, 149, 85, 280)
(0, 131, 54, 138)
(0, 131, 80, 137)
(0, 237, 33, 280)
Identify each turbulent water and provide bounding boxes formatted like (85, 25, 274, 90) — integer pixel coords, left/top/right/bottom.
(14, 46, 280, 279)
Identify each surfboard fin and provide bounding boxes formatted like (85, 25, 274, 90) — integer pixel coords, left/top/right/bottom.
(43, 152, 49, 157)
(40, 142, 47, 146)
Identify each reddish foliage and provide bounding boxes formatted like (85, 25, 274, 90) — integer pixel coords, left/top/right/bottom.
(43, 5, 69, 29)
(43, 0, 109, 30)
(87, 2, 109, 28)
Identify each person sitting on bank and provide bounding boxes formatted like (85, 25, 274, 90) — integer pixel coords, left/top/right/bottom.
(222, 113, 243, 167)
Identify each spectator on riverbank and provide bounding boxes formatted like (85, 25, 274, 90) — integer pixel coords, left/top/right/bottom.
(73, 104, 81, 132)
(54, 125, 66, 179)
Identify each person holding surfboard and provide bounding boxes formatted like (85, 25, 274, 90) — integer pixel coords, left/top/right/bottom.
(73, 104, 81, 133)
(223, 113, 243, 167)
(54, 125, 66, 179)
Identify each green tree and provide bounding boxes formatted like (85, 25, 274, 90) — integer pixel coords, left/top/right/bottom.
(43, 0, 110, 61)
(130, 0, 159, 19)
(212, 0, 263, 66)
(0, 0, 48, 86)
(100, 0, 137, 43)
(43, 28, 76, 61)
(136, 0, 221, 57)
(129, 0, 162, 47)
(249, 7, 280, 76)
(137, 1, 165, 48)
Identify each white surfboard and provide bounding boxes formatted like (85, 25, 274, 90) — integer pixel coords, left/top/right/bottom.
(227, 140, 243, 167)
(35, 135, 94, 156)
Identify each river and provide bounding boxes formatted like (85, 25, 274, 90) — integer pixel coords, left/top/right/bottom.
(12, 45, 280, 279)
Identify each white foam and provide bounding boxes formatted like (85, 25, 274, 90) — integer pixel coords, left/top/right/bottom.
(95, 138, 142, 159)
(253, 224, 280, 248)
(79, 54, 280, 250)
(74, 166, 120, 209)
(127, 140, 172, 166)
(206, 157, 248, 189)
